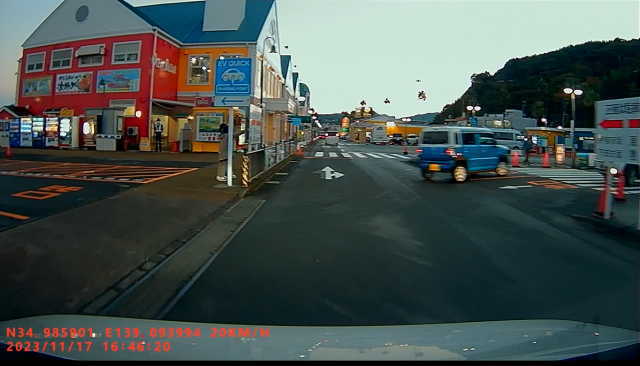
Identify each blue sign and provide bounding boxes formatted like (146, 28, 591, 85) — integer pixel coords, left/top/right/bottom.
(215, 58, 252, 96)
(469, 117, 478, 127)
(289, 117, 302, 126)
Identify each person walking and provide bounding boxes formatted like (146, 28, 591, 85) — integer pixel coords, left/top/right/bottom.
(154, 119, 164, 152)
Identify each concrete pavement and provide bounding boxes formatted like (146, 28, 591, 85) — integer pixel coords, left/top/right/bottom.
(164, 141, 640, 332)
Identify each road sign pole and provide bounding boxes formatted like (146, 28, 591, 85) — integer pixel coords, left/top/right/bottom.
(227, 108, 234, 187)
(604, 169, 613, 220)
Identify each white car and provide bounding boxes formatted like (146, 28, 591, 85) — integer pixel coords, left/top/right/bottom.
(406, 134, 419, 145)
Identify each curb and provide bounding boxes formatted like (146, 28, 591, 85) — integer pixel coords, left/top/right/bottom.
(569, 214, 640, 240)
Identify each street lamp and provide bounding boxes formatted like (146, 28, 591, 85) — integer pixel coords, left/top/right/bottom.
(466, 105, 481, 126)
(563, 87, 583, 168)
(541, 117, 548, 127)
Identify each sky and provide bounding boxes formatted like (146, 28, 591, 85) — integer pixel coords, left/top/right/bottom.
(0, 0, 638, 117)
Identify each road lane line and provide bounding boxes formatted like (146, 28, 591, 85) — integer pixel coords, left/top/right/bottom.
(314, 152, 324, 157)
(0, 211, 30, 220)
(366, 153, 383, 159)
(391, 154, 411, 159)
(353, 153, 368, 158)
(377, 153, 397, 159)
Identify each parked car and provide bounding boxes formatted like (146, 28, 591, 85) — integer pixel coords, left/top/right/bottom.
(489, 128, 524, 150)
(388, 134, 404, 145)
(418, 127, 510, 183)
(406, 134, 419, 146)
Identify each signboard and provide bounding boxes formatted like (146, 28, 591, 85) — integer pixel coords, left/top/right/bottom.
(55, 72, 93, 94)
(60, 108, 74, 117)
(215, 58, 252, 96)
(23, 76, 52, 97)
(196, 113, 224, 142)
(97, 69, 141, 93)
(595, 97, 640, 169)
(195, 97, 213, 107)
(214, 96, 251, 107)
(555, 144, 565, 164)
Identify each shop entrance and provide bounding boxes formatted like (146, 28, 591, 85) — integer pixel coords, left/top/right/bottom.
(82, 118, 97, 148)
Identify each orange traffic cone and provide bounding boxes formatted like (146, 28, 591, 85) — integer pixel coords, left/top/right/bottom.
(542, 152, 551, 168)
(614, 172, 626, 201)
(511, 150, 520, 167)
(594, 172, 613, 217)
(3, 145, 12, 159)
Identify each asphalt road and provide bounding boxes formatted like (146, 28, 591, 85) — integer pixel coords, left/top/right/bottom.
(164, 141, 640, 331)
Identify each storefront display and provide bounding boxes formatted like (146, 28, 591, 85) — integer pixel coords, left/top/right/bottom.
(9, 119, 20, 147)
(20, 118, 33, 147)
(82, 118, 97, 147)
(45, 118, 60, 147)
(32, 117, 45, 148)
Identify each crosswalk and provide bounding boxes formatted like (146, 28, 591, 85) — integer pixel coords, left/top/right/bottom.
(513, 168, 640, 195)
(311, 152, 413, 160)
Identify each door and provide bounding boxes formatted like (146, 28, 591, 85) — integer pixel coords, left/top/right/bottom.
(460, 132, 481, 171)
(479, 132, 500, 169)
(82, 118, 97, 147)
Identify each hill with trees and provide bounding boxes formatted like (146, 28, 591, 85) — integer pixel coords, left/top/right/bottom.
(434, 38, 640, 127)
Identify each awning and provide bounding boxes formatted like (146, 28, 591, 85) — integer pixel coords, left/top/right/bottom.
(43, 109, 61, 115)
(152, 99, 195, 108)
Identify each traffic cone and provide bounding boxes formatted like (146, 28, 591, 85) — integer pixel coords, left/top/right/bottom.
(3, 145, 12, 159)
(594, 173, 613, 217)
(614, 172, 626, 201)
(511, 150, 520, 167)
(542, 152, 551, 168)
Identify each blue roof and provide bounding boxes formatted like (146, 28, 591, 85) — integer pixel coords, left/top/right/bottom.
(292, 72, 299, 92)
(134, 0, 275, 44)
(280, 55, 291, 79)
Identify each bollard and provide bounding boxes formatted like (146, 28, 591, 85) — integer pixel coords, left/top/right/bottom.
(511, 150, 521, 168)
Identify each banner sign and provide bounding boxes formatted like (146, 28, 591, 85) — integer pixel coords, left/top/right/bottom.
(23, 76, 52, 97)
(97, 69, 141, 93)
(56, 72, 93, 95)
(215, 58, 252, 96)
(196, 113, 224, 142)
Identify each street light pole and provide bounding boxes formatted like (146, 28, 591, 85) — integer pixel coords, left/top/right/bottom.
(564, 87, 582, 169)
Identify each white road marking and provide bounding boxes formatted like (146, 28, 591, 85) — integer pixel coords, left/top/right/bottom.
(366, 153, 384, 159)
(266, 181, 281, 184)
(377, 153, 397, 159)
(314, 152, 324, 157)
(342, 153, 352, 158)
(391, 154, 411, 159)
(329, 152, 339, 158)
(353, 153, 368, 158)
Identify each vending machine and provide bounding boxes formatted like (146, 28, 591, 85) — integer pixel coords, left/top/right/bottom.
(58, 117, 72, 148)
(45, 118, 60, 148)
(9, 119, 21, 147)
(20, 118, 33, 147)
(32, 117, 45, 148)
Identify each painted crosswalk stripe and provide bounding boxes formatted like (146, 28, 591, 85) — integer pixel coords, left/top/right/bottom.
(366, 153, 384, 159)
(329, 152, 339, 158)
(577, 183, 605, 187)
(377, 153, 397, 159)
(353, 153, 368, 158)
(342, 153, 352, 158)
(314, 152, 324, 157)
(391, 154, 411, 159)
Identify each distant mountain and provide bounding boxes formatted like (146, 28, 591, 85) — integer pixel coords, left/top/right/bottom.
(407, 113, 439, 123)
(435, 38, 640, 127)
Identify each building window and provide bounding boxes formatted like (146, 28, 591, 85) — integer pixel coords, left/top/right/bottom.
(112, 41, 141, 64)
(50, 49, 73, 70)
(77, 45, 105, 67)
(110, 99, 136, 117)
(187, 55, 211, 85)
(25, 52, 46, 73)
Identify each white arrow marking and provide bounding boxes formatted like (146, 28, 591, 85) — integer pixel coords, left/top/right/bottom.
(499, 185, 534, 190)
(318, 166, 345, 180)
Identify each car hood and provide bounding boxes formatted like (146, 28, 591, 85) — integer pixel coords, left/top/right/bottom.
(1, 316, 638, 361)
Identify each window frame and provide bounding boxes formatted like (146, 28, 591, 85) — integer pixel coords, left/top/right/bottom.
(50, 48, 73, 70)
(421, 131, 450, 145)
(112, 41, 142, 65)
(187, 54, 211, 85)
(77, 44, 105, 68)
(25, 52, 46, 73)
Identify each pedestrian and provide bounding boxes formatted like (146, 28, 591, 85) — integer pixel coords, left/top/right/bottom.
(523, 136, 533, 164)
(154, 119, 164, 152)
(216, 118, 245, 183)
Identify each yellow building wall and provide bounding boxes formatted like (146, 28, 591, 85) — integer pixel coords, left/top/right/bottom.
(178, 47, 250, 94)
(190, 107, 232, 153)
(387, 126, 424, 136)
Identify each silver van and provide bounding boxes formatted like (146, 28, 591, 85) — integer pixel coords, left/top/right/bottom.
(489, 129, 524, 150)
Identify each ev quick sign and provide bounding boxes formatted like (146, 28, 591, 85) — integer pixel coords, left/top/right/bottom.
(215, 58, 252, 96)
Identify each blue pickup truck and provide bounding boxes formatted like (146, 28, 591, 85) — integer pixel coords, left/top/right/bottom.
(418, 127, 511, 183)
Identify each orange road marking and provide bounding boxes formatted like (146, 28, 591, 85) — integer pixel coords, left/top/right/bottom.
(0, 211, 30, 220)
(471, 175, 530, 181)
(12, 190, 62, 200)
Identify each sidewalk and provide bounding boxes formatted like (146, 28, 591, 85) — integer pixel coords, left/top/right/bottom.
(0, 151, 246, 321)
(571, 194, 640, 241)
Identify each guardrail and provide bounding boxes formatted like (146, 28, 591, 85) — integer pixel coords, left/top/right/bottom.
(240, 140, 301, 188)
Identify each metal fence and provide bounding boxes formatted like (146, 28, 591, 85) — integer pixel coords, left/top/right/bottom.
(242, 140, 299, 188)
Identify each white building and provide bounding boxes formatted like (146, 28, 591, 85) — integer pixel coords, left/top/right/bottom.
(475, 110, 537, 132)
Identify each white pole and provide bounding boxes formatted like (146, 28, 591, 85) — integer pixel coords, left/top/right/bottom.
(227, 108, 234, 187)
(604, 169, 612, 220)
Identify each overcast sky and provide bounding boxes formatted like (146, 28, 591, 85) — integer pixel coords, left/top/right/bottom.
(0, 0, 638, 117)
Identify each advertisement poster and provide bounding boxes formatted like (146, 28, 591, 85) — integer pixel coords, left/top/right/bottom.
(249, 104, 263, 152)
(97, 69, 141, 93)
(56, 72, 93, 94)
(196, 113, 224, 142)
(23, 76, 52, 97)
